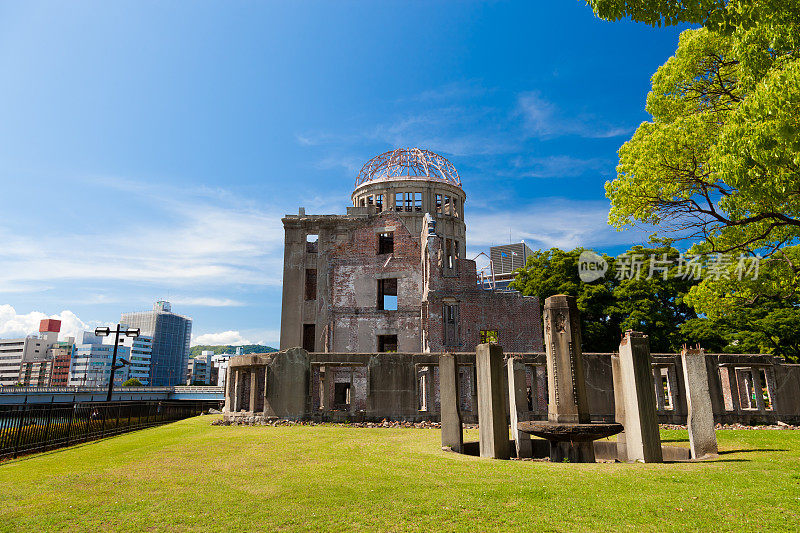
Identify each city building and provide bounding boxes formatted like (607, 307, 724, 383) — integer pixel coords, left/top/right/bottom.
(482, 242, 535, 290)
(47, 341, 75, 387)
(186, 350, 217, 385)
(68, 330, 152, 387)
(69, 332, 125, 387)
(121, 301, 192, 386)
(115, 333, 153, 385)
(0, 319, 72, 387)
(279, 147, 541, 354)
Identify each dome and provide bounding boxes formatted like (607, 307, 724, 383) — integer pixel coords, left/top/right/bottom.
(355, 148, 462, 188)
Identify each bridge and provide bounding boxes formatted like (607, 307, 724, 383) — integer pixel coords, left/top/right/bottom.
(0, 385, 225, 405)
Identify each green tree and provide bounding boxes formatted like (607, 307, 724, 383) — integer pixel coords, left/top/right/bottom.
(589, 1, 800, 323)
(511, 244, 701, 352)
(121, 378, 143, 387)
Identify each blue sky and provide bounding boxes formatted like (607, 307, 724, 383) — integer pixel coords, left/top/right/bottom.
(0, 1, 686, 347)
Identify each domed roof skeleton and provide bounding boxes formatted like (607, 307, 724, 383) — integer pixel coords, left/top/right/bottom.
(354, 147, 462, 188)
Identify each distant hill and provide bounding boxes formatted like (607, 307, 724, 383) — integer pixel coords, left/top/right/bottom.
(190, 344, 278, 357)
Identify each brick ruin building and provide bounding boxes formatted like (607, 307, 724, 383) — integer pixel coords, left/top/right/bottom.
(223, 148, 800, 425)
(279, 147, 541, 354)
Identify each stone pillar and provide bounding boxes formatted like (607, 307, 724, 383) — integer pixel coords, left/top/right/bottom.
(439, 354, 463, 452)
(507, 358, 532, 458)
(611, 354, 627, 462)
(249, 370, 258, 413)
(223, 366, 233, 413)
(543, 295, 589, 424)
(322, 366, 333, 411)
(476, 343, 510, 459)
(618, 331, 662, 463)
(233, 369, 241, 412)
(542, 295, 594, 462)
(681, 348, 718, 459)
(653, 367, 665, 411)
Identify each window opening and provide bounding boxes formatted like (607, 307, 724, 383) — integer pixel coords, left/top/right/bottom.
(376, 194, 383, 211)
(414, 192, 422, 212)
(378, 334, 398, 353)
(759, 369, 772, 409)
(367, 196, 373, 206)
(479, 330, 499, 344)
(444, 196, 451, 215)
(305, 269, 317, 301)
(359, 198, 365, 207)
(334, 382, 351, 408)
(378, 232, 394, 255)
(435, 194, 442, 213)
(443, 303, 459, 346)
(661, 375, 673, 409)
(306, 234, 318, 254)
(395, 193, 403, 212)
(377, 278, 398, 310)
(302, 324, 315, 352)
(452, 198, 459, 217)
(405, 192, 413, 212)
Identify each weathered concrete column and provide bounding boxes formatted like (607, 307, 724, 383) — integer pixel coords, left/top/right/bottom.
(681, 348, 718, 459)
(507, 358, 532, 458)
(618, 331, 662, 463)
(543, 295, 590, 424)
(653, 368, 665, 411)
(223, 366, 233, 413)
(543, 295, 594, 462)
(233, 369, 241, 412)
(476, 343, 510, 459)
(249, 370, 258, 413)
(322, 366, 333, 411)
(439, 353, 463, 452)
(611, 354, 628, 462)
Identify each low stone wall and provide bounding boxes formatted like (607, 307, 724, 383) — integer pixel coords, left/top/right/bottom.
(222, 348, 800, 425)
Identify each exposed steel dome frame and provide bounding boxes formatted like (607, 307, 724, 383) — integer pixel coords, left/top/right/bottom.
(354, 147, 462, 188)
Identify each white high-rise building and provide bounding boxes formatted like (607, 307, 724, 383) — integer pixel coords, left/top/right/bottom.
(69, 330, 153, 387)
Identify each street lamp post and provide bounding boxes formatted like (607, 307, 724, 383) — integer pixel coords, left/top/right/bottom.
(95, 325, 139, 402)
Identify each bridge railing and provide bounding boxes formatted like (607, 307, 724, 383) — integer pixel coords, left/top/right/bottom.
(0, 399, 218, 461)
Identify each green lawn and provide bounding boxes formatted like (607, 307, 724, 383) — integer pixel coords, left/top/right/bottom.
(1, 417, 798, 532)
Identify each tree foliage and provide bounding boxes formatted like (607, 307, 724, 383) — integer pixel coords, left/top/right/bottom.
(189, 344, 277, 358)
(121, 378, 143, 387)
(510, 245, 699, 352)
(589, 0, 800, 323)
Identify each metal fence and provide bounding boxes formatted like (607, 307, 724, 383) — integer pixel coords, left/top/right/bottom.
(0, 400, 219, 460)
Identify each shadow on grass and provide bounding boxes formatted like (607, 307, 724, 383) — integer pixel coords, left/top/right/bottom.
(718, 448, 787, 455)
(662, 438, 690, 443)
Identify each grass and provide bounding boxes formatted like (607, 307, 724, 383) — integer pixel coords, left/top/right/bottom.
(0, 417, 798, 532)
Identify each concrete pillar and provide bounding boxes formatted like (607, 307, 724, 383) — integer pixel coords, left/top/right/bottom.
(681, 348, 718, 459)
(476, 343, 509, 459)
(223, 366, 233, 412)
(542, 295, 594, 461)
(618, 330, 662, 463)
(322, 366, 333, 411)
(653, 367, 665, 411)
(507, 358, 532, 458)
(233, 370, 241, 412)
(249, 370, 258, 413)
(611, 354, 628, 462)
(439, 354, 463, 452)
(543, 295, 590, 424)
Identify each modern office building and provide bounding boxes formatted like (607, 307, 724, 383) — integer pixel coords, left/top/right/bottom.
(486, 242, 535, 290)
(49, 342, 75, 387)
(69, 332, 123, 387)
(114, 332, 153, 385)
(121, 301, 192, 386)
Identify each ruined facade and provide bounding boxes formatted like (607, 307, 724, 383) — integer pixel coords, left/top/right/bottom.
(279, 148, 542, 354)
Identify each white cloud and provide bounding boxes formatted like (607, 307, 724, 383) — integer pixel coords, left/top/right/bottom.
(510, 155, 611, 178)
(0, 178, 287, 292)
(0, 304, 94, 342)
(466, 199, 649, 256)
(517, 92, 633, 139)
(193, 330, 252, 346)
